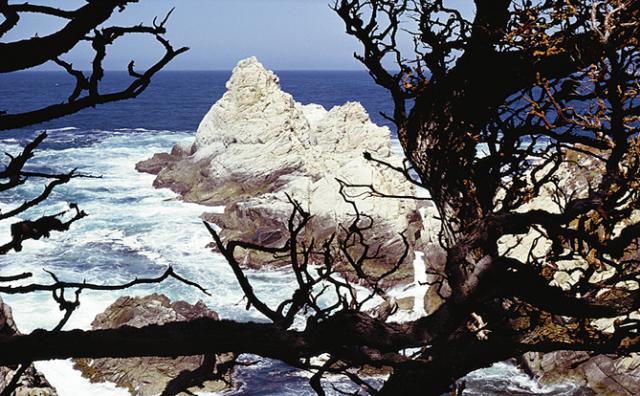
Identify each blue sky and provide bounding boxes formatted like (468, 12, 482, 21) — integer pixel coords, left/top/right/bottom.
(6, 0, 474, 71)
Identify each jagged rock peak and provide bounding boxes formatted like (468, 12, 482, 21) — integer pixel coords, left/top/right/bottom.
(136, 57, 424, 281)
(225, 56, 281, 100)
(195, 56, 310, 148)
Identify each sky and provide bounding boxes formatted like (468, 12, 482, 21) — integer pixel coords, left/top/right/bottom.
(4, 0, 474, 71)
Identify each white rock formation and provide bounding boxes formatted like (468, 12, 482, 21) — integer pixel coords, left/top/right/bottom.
(195, 58, 310, 149)
(190, 57, 414, 230)
(138, 57, 421, 276)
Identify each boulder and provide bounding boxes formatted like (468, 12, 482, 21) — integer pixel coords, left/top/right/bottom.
(0, 296, 58, 396)
(520, 351, 640, 396)
(73, 294, 235, 396)
(137, 57, 423, 285)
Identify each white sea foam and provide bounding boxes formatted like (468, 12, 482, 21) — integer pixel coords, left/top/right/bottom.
(465, 361, 579, 395)
(0, 130, 566, 396)
(4, 131, 299, 286)
(384, 251, 429, 323)
(0, 130, 301, 394)
(44, 126, 79, 133)
(35, 361, 129, 396)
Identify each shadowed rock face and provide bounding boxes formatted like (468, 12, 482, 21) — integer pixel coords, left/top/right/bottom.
(520, 351, 640, 396)
(498, 151, 640, 396)
(73, 294, 235, 396)
(0, 297, 58, 396)
(137, 57, 424, 285)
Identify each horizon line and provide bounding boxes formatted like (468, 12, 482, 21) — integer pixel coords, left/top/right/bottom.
(15, 68, 372, 73)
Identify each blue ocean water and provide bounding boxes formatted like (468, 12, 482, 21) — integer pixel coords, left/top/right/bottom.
(0, 71, 395, 139)
(0, 71, 583, 395)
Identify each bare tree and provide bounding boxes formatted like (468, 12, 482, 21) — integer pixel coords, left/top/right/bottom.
(0, 0, 188, 252)
(1, 1, 192, 394)
(0, 0, 188, 130)
(3, 1, 640, 396)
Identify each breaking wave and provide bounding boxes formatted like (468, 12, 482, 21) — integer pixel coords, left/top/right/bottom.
(0, 129, 585, 395)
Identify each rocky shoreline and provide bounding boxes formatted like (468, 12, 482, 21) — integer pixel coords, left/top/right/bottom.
(2, 294, 234, 396)
(519, 351, 640, 396)
(73, 294, 235, 396)
(137, 58, 640, 396)
(137, 57, 425, 290)
(3, 57, 636, 396)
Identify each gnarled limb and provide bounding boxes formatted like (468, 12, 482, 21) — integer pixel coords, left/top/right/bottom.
(0, 0, 137, 72)
(0, 2, 188, 130)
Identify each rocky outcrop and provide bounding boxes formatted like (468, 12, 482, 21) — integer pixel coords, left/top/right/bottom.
(73, 294, 235, 396)
(520, 351, 640, 396)
(496, 148, 603, 268)
(137, 57, 422, 285)
(0, 296, 18, 338)
(0, 296, 58, 396)
(495, 149, 640, 395)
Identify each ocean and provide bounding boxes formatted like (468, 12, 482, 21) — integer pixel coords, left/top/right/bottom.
(0, 71, 583, 395)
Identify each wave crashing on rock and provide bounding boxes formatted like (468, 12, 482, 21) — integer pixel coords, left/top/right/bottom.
(137, 57, 423, 283)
